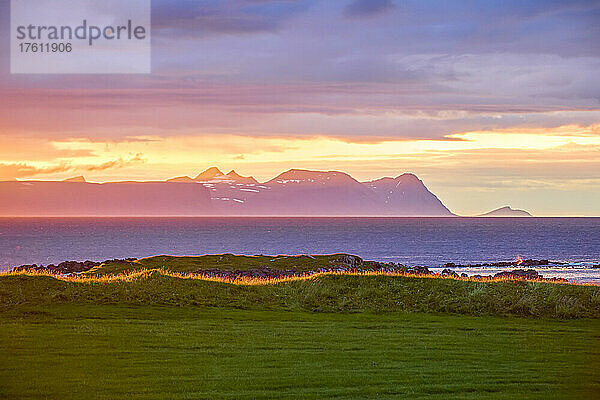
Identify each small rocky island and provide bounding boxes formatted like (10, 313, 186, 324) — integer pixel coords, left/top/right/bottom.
(480, 206, 532, 217)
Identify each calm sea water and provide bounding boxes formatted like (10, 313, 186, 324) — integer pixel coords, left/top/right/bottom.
(1, 217, 599, 282)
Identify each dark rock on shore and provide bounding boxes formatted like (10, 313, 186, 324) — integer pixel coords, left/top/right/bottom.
(441, 268, 459, 278)
(520, 259, 552, 266)
(12, 258, 136, 275)
(408, 266, 432, 275)
(331, 254, 364, 267)
(493, 269, 541, 280)
(492, 269, 566, 282)
(441, 259, 557, 269)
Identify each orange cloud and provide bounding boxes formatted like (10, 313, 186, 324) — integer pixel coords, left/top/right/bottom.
(0, 154, 146, 180)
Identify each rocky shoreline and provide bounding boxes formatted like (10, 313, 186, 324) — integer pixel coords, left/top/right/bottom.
(440, 259, 562, 268)
(196, 265, 563, 282)
(12, 258, 137, 275)
(10, 254, 570, 282)
(195, 255, 569, 281)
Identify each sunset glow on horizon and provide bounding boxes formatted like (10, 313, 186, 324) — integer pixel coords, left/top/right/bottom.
(1, 0, 599, 216)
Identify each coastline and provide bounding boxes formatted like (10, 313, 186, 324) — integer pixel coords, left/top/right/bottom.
(5, 254, 600, 285)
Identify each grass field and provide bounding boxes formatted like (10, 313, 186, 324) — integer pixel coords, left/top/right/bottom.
(1, 304, 599, 399)
(1, 257, 599, 399)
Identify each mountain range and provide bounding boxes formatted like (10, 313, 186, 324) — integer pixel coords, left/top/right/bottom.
(1, 168, 531, 217)
(0, 167, 459, 216)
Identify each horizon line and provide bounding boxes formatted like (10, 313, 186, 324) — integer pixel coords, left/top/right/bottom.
(0, 215, 598, 218)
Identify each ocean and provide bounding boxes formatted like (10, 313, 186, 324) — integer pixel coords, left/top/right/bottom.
(1, 217, 599, 283)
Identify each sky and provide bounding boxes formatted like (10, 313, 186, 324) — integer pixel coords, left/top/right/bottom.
(0, 0, 599, 216)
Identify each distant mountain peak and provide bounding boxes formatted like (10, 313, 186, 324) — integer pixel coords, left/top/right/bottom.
(480, 206, 532, 217)
(63, 176, 86, 183)
(395, 173, 420, 183)
(194, 167, 225, 181)
(225, 170, 258, 184)
(364, 173, 424, 189)
(166, 176, 195, 183)
(226, 170, 244, 179)
(362, 172, 452, 215)
(268, 169, 359, 185)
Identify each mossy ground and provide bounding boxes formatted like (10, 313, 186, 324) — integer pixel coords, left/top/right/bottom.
(84, 254, 355, 275)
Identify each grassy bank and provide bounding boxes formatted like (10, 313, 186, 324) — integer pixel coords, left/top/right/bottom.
(1, 271, 599, 318)
(1, 304, 599, 399)
(83, 254, 358, 275)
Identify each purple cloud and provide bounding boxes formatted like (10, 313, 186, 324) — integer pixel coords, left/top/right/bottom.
(344, 0, 395, 18)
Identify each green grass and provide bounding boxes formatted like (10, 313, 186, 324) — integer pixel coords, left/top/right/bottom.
(84, 254, 359, 276)
(0, 304, 598, 399)
(0, 268, 600, 399)
(1, 272, 599, 318)
(2, 261, 599, 398)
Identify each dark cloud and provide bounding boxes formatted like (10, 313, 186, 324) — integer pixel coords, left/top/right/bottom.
(344, 0, 394, 18)
(152, 0, 310, 37)
(0, 0, 597, 146)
